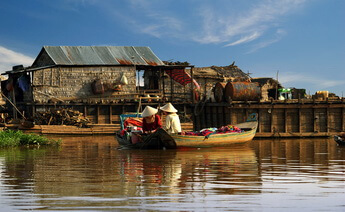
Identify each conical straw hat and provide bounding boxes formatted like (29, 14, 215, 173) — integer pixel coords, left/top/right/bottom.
(142, 106, 158, 117)
(160, 103, 178, 113)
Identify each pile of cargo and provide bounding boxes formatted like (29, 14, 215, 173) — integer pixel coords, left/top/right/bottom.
(34, 109, 90, 127)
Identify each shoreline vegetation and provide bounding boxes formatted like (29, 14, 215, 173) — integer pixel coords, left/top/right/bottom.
(0, 130, 61, 147)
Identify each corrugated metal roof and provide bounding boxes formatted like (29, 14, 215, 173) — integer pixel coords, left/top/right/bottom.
(36, 46, 165, 66)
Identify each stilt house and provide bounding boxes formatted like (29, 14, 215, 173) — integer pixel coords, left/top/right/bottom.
(2, 46, 195, 123)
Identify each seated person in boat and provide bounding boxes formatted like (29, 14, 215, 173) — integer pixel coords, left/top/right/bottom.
(160, 103, 182, 134)
(142, 106, 162, 134)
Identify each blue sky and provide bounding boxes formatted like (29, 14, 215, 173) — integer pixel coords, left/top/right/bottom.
(0, 0, 344, 96)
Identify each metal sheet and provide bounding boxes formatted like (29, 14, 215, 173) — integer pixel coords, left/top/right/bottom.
(133, 46, 163, 66)
(39, 46, 164, 66)
(44, 46, 73, 65)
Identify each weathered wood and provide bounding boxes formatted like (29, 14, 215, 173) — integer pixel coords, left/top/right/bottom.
(109, 105, 112, 124)
(284, 108, 288, 133)
(298, 107, 301, 133)
(341, 107, 345, 132)
(270, 108, 274, 133)
(258, 109, 262, 133)
(96, 105, 100, 124)
(212, 106, 217, 127)
(326, 107, 329, 132)
(225, 106, 231, 126)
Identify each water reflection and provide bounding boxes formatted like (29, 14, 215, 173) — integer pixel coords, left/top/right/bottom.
(0, 137, 344, 211)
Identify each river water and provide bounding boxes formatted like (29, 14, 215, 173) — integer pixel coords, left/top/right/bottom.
(0, 136, 344, 211)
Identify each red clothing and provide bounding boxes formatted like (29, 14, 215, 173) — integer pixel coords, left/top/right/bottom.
(142, 114, 162, 132)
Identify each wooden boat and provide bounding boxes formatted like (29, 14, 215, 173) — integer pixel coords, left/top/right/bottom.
(116, 113, 258, 149)
(116, 128, 177, 149)
(171, 119, 258, 148)
(334, 135, 345, 146)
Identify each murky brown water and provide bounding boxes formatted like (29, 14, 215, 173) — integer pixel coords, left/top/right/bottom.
(0, 136, 344, 211)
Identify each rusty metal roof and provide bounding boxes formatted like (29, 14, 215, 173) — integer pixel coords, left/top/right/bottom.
(31, 46, 165, 67)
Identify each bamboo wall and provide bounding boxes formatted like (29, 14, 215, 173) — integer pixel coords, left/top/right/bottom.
(31, 66, 136, 103)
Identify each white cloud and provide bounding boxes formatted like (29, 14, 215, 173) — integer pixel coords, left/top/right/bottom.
(246, 29, 286, 53)
(75, 0, 306, 50)
(195, 0, 305, 46)
(0, 46, 34, 72)
(281, 73, 343, 88)
(117, 0, 305, 50)
(224, 32, 261, 47)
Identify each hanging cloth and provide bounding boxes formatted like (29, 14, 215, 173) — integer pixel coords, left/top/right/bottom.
(165, 69, 200, 89)
(18, 75, 30, 92)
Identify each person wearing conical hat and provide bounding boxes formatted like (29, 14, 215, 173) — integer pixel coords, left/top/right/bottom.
(160, 103, 181, 134)
(142, 106, 162, 134)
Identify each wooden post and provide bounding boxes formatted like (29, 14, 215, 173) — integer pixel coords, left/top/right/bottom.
(96, 105, 100, 124)
(313, 107, 317, 132)
(221, 106, 225, 127)
(258, 108, 262, 133)
(270, 107, 274, 133)
(298, 107, 301, 133)
(285, 108, 288, 133)
(29, 104, 34, 119)
(326, 106, 329, 133)
(212, 106, 217, 127)
(341, 104, 345, 132)
(11, 89, 17, 119)
(109, 105, 112, 124)
(225, 106, 230, 126)
(206, 106, 211, 129)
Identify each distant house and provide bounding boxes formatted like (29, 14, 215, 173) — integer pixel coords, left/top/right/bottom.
(2, 46, 194, 123)
(191, 63, 250, 100)
(251, 77, 282, 101)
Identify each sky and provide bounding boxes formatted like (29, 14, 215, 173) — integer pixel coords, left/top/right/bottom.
(0, 0, 344, 96)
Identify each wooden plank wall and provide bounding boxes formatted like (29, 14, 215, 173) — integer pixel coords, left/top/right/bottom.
(193, 101, 345, 137)
(28, 100, 344, 137)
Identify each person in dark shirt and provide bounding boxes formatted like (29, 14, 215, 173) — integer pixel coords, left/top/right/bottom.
(142, 106, 162, 134)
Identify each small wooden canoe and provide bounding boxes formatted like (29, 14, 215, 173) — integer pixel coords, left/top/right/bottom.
(116, 128, 176, 149)
(334, 135, 345, 146)
(171, 120, 258, 148)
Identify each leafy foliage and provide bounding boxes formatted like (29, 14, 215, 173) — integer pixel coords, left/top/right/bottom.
(0, 130, 61, 147)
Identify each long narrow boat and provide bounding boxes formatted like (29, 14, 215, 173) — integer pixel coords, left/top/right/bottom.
(116, 113, 258, 149)
(171, 120, 258, 148)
